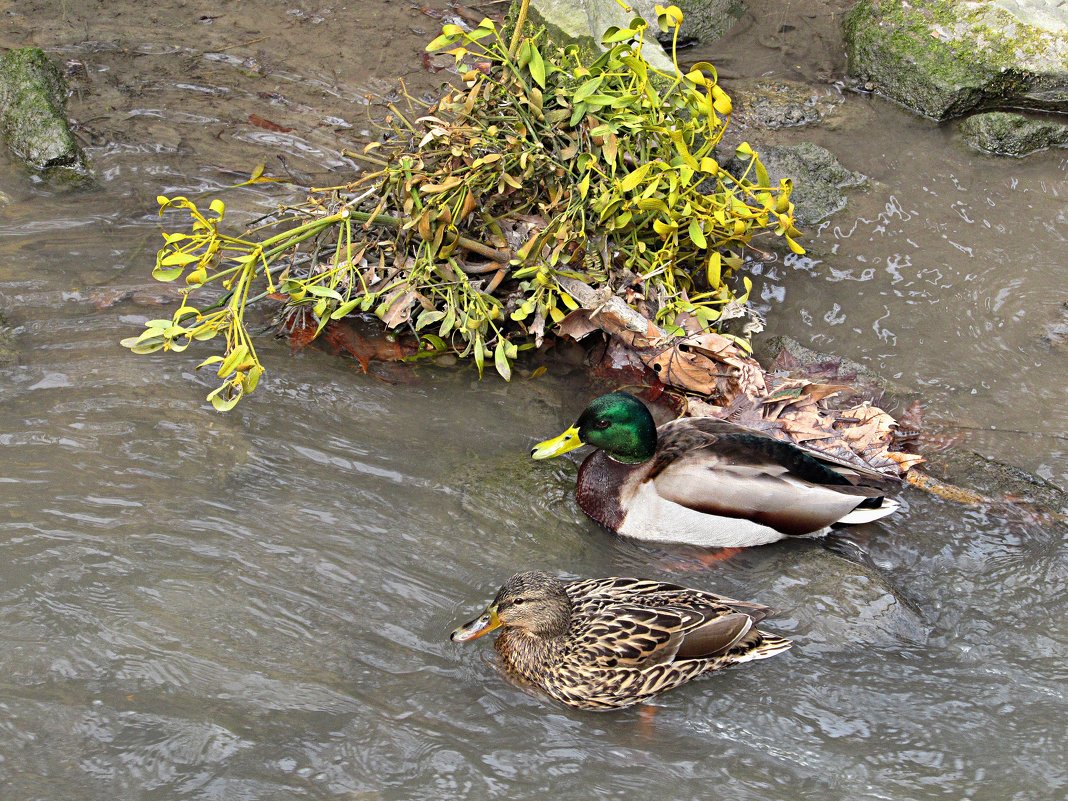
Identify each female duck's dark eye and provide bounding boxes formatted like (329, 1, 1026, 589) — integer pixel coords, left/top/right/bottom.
(512, 598, 525, 606)
(594, 419, 611, 430)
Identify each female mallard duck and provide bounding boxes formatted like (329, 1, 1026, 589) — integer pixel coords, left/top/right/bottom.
(532, 392, 900, 548)
(451, 571, 790, 710)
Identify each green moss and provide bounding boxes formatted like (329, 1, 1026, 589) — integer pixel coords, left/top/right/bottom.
(959, 111, 1068, 157)
(0, 47, 90, 180)
(843, 0, 1067, 119)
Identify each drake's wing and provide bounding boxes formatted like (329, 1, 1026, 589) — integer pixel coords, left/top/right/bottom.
(647, 421, 893, 535)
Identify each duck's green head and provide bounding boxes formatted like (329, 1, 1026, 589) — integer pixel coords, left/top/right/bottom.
(531, 392, 657, 464)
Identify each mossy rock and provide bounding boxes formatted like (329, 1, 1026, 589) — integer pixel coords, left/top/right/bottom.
(959, 111, 1068, 157)
(0, 48, 90, 182)
(732, 142, 865, 226)
(844, 0, 1068, 120)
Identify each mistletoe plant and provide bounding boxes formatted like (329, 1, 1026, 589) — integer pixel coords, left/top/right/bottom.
(122, 1, 802, 409)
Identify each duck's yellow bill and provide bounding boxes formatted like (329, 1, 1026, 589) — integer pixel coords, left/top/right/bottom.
(531, 425, 583, 460)
(450, 607, 502, 642)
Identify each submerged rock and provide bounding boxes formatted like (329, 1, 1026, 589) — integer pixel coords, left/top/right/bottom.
(758, 334, 915, 399)
(922, 449, 1068, 515)
(1041, 301, 1068, 348)
(0, 309, 17, 367)
(959, 111, 1068, 157)
(0, 48, 90, 181)
(736, 142, 865, 226)
(753, 541, 930, 651)
(843, 0, 1068, 119)
(729, 78, 844, 130)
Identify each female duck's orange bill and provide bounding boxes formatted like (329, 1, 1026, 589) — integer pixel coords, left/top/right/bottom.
(450, 607, 502, 642)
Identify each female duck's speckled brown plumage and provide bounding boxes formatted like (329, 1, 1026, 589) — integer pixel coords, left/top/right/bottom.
(533, 392, 901, 548)
(451, 571, 790, 710)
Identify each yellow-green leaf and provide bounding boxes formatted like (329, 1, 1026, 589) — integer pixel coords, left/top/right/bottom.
(619, 162, 652, 192)
(688, 220, 707, 249)
(494, 340, 512, 381)
(706, 252, 722, 288)
(528, 45, 546, 89)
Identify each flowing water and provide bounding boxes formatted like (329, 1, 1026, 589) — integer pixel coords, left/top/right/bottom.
(1, 1, 1065, 799)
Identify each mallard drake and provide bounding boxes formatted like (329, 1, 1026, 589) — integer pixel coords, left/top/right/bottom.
(532, 392, 900, 548)
(451, 570, 790, 710)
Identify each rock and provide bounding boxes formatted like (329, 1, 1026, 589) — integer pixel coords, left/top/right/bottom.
(525, 1, 746, 73)
(959, 111, 1068, 156)
(0, 48, 90, 181)
(921, 449, 1068, 514)
(729, 78, 844, 130)
(0, 309, 17, 367)
(734, 142, 865, 226)
(758, 334, 915, 399)
(1041, 301, 1068, 347)
(843, 0, 1068, 120)
(525, 0, 674, 72)
(751, 541, 930, 651)
(631, 0, 747, 46)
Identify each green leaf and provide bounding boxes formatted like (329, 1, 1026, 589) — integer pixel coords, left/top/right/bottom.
(573, 76, 603, 103)
(688, 220, 707, 249)
(528, 45, 546, 89)
(493, 339, 512, 381)
(473, 334, 485, 377)
(207, 384, 242, 411)
(129, 341, 165, 354)
(152, 264, 185, 282)
(601, 26, 637, 44)
(415, 308, 445, 330)
(619, 162, 652, 192)
(159, 251, 200, 267)
(218, 344, 249, 378)
(196, 355, 225, 369)
(305, 285, 344, 300)
(426, 32, 458, 51)
(739, 276, 753, 303)
(330, 299, 361, 319)
(706, 252, 722, 288)
(439, 305, 456, 337)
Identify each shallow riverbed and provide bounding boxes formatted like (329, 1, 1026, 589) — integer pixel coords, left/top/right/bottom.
(0, 2, 1065, 800)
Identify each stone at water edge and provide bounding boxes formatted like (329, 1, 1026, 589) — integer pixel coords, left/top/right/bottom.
(843, 0, 1068, 120)
(524, 0, 747, 73)
(0, 47, 90, 182)
(730, 142, 866, 227)
(959, 111, 1068, 157)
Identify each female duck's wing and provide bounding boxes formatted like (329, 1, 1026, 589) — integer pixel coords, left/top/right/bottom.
(573, 601, 759, 668)
(568, 576, 773, 621)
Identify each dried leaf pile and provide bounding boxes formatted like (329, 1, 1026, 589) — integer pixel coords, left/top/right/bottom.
(557, 276, 923, 477)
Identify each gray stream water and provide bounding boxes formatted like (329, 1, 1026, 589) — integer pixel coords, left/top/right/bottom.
(0, 2, 1065, 799)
